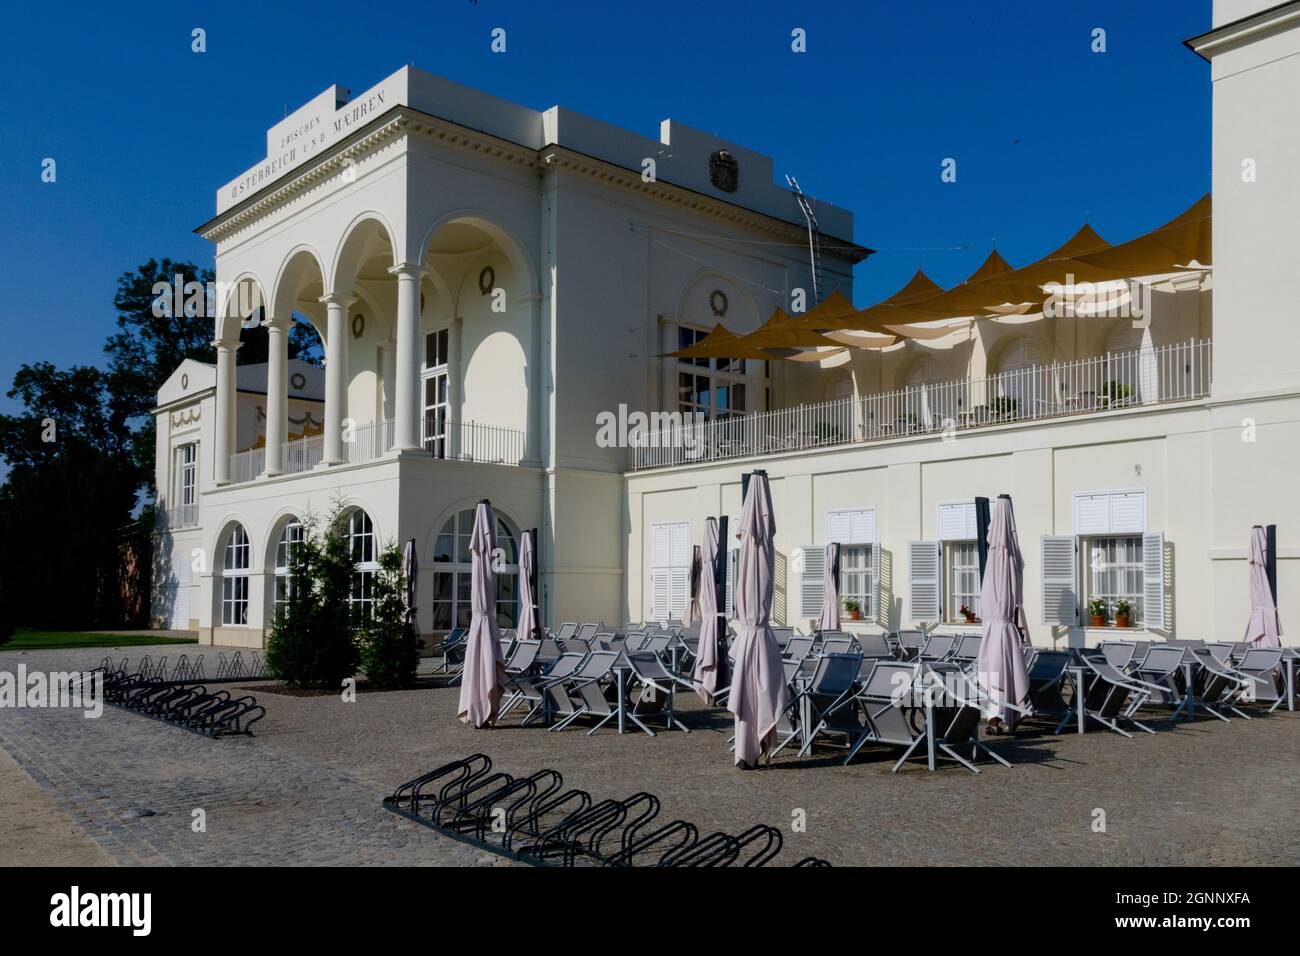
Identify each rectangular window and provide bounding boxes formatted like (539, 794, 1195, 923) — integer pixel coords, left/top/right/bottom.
(221, 575, 248, 626)
(945, 541, 981, 623)
(839, 545, 872, 619)
(424, 329, 449, 369)
(173, 444, 198, 527)
(649, 521, 691, 621)
(1085, 535, 1144, 625)
(674, 325, 765, 420)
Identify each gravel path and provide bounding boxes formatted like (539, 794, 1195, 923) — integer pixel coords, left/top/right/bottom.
(2, 644, 1297, 866)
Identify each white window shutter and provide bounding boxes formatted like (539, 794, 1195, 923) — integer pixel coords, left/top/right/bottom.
(871, 538, 883, 624)
(938, 502, 974, 541)
(651, 525, 671, 567)
(1040, 535, 1079, 626)
(798, 545, 825, 621)
(650, 569, 669, 621)
(1142, 531, 1165, 631)
(670, 522, 691, 565)
(853, 509, 875, 546)
(908, 541, 941, 623)
(827, 511, 852, 544)
(1111, 492, 1146, 534)
(1073, 494, 1109, 535)
(670, 567, 689, 620)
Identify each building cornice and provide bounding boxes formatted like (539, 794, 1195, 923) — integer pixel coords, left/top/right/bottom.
(1185, 0, 1300, 60)
(196, 104, 873, 261)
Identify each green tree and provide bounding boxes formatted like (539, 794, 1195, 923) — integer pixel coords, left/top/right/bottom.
(360, 544, 420, 689)
(265, 506, 360, 689)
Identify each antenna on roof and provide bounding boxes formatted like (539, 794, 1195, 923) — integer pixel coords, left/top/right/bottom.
(786, 175, 823, 303)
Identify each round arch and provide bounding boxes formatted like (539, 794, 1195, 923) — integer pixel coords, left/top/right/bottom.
(215, 272, 270, 343)
(271, 244, 328, 324)
(331, 212, 399, 298)
(673, 268, 761, 333)
(427, 501, 523, 632)
(212, 518, 253, 628)
(417, 210, 538, 299)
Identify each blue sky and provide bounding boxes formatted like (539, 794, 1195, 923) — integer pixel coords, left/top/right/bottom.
(0, 0, 1211, 423)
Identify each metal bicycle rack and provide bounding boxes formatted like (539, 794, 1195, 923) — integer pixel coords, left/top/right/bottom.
(95, 663, 266, 738)
(384, 753, 827, 867)
(95, 652, 268, 686)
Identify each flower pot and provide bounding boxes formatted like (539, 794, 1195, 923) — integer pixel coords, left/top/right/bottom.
(848, 610, 861, 621)
(963, 614, 976, 624)
(1090, 614, 1106, 627)
(1114, 614, 1130, 629)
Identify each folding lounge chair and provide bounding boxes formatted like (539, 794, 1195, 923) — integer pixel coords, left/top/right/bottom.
(554, 622, 579, 644)
(1203, 643, 1235, 664)
(1075, 651, 1158, 737)
(895, 630, 926, 661)
(503, 649, 586, 724)
(623, 651, 695, 735)
(791, 653, 867, 763)
(770, 627, 794, 651)
(575, 622, 601, 645)
(1189, 647, 1251, 720)
(1100, 641, 1137, 671)
(949, 634, 983, 667)
(918, 633, 958, 662)
(827, 660, 932, 770)
(1129, 645, 1192, 711)
(919, 661, 1014, 773)
(783, 635, 814, 663)
(1236, 648, 1285, 712)
(436, 626, 468, 674)
(1022, 650, 1075, 728)
(546, 650, 622, 734)
(819, 635, 856, 656)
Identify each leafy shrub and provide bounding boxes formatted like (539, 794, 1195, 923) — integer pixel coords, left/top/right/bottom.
(359, 543, 420, 689)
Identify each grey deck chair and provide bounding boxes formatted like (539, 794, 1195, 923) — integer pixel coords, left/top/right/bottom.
(1100, 641, 1137, 671)
(920, 661, 1014, 773)
(498, 639, 541, 715)
(436, 626, 469, 674)
(575, 622, 601, 645)
(537, 637, 564, 669)
(1203, 642, 1236, 664)
(950, 634, 983, 666)
(623, 632, 649, 653)
(768, 658, 808, 757)
(856, 632, 894, 660)
(680, 621, 702, 640)
(1024, 650, 1074, 726)
(502, 648, 584, 723)
(1230, 642, 1251, 662)
(624, 651, 694, 736)
(819, 635, 856, 656)
(896, 630, 926, 661)
(1129, 645, 1191, 709)
(554, 622, 579, 644)
(1076, 651, 1157, 737)
(919, 633, 958, 662)
(1189, 646, 1250, 720)
(835, 660, 928, 770)
(783, 635, 814, 663)
(639, 633, 672, 658)
(1236, 648, 1285, 710)
(546, 650, 620, 734)
(792, 653, 867, 763)
(770, 627, 794, 651)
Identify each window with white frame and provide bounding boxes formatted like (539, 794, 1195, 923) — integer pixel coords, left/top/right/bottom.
(675, 327, 763, 420)
(828, 509, 876, 620)
(1084, 535, 1144, 625)
(221, 524, 250, 626)
(649, 521, 691, 622)
(346, 509, 379, 622)
(174, 443, 197, 526)
(423, 329, 450, 457)
(431, 508, 519, 631)
(946, 541, 981, 622)
(273, 519, 303, 619)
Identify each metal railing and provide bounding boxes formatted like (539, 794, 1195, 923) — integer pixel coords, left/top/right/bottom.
(423, 417, 527, 466)
(630, 339, 1213, 471)
(159, 501, 200, 530)
(225, 417, 527, 484)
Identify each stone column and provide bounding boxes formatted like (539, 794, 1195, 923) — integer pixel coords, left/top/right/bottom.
(390, 262, 425, 452)
(320, 293, 354, 466)
(212, 339, 240, 485)
(261, 317, 288, 476)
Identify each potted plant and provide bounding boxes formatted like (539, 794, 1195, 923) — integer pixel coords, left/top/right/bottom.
(842, 598, 861, 621)
(1113, 599, 1132, 629)
(1087, 598, 1108, 628)
(960, 604, 977, 624)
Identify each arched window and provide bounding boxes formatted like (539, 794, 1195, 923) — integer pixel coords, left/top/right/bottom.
(432, 508, 519, 630)
(221, 524, 250, 626)
(993, 337, 1041, 418)
(273, 519, 303, 618)
(346, 509, 379, 620)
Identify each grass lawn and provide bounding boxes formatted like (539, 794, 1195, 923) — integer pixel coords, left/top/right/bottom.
(2, 630, 198, 651)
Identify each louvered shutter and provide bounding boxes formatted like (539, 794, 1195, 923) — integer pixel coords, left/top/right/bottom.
(938, 502, 976, 541)
(724, 547, 737, 618)
(798, 545, 826, 621)
(1040, 535, 1079, 626)
(1073, 494, 1110, 535)
(1142, 531, 1165, 631)
(871, 537, 884, 625)
(650, 569, 669, 622)
(908, 541, 941, 623)
(1110, 492, 1146, 534)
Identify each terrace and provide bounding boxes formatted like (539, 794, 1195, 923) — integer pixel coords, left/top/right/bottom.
(630, 339, 1212, 471)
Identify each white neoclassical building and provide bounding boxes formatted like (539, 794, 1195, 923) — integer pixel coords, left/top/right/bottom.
(155, 0, 1300, 649)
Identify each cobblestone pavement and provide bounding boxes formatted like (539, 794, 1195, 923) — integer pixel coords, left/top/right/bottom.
(2, 644, 1298, 866)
